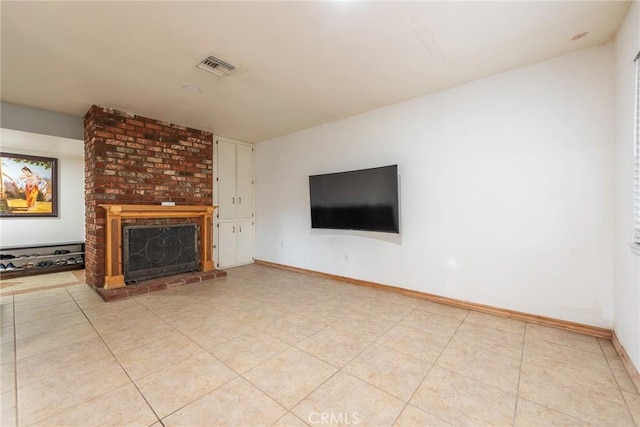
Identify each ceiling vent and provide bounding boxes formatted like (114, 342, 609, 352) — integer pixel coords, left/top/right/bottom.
(197, 55, 236, 77)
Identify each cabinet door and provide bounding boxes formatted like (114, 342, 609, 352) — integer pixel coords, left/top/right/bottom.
(236, 220, 254, 265)
(217, 140, 237, 220)
(217, 222, 237, 268)
(236, 144, 254, 219)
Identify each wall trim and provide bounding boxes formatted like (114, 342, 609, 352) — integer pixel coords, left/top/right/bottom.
(254, 259, 612, 339)
(612, 331, 640, 393)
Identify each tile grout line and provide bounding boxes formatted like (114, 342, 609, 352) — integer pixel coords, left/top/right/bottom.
(380, 301, 434, 426)
(12, 290, 99, 426)
(392, 307, 471, 426)
(262, 295, 418, 423)
(129, 277, 331, 423)
(230, 375, 289, 422)
(11, 295, 19, 427)
(279, 334, 373, 421)
(159, 268, 634, 424)
(512, 321, 527, 426)
(68, 289, 165, 426)
(312, 298, 456, 423)
(519, 325, 626, 425)
(334, 296, 417, 390)
(130, 294, 282, 424)
(229, 308, 336, 418)
(8, 265, 634, 426)
(260, 288, 464, 423)
(434, 324, 525, 376)
(597, 336, 638, 424)
(144, 299, 299, 423)
(198, 267, 629, 424)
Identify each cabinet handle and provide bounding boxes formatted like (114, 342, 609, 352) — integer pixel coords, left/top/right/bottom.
(232, 197, 235, 204)
(239, 225, 242, 232)
(232, 226, 235, 233)
(239, 196, 242, 204)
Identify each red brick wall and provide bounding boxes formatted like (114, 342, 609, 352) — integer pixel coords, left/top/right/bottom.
(84, 105, 213, 288)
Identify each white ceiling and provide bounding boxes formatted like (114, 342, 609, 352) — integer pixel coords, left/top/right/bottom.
(0, 1, 631, 143)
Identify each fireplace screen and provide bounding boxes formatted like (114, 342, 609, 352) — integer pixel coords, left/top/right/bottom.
(123, 224, 199, 283)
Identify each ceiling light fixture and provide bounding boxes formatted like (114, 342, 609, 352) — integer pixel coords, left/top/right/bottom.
(571, 32, 589, 41)
(181, 84, 202, 94)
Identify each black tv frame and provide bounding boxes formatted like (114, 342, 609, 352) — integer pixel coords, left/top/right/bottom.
(309, 164, 400, 234)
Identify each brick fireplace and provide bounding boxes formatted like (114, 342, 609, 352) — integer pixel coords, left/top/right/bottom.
(84, 105, 225, 300)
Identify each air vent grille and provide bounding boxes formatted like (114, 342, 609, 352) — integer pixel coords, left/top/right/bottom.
(197, 55, 236, 77)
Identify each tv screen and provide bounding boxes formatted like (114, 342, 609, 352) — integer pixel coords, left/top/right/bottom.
(309, 165, 399, 233)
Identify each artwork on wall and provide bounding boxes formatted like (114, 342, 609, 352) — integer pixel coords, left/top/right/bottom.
(0, 152, 58, 217)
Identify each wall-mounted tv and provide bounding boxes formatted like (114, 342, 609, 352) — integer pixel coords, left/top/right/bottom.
(309, 165, 399, 234)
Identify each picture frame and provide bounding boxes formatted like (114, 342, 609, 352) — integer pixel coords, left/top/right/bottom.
(0, 152, 58, 217)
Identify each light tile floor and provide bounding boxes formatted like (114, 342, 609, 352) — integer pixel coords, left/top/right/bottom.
(0, 270, 86, 296)
(0, 264, 638, 426)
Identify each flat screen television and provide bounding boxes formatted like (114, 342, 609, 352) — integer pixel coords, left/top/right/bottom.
(309, 165, 399, 233)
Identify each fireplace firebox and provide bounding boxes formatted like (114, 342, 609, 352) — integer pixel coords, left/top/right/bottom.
(123, 224, 199, 283)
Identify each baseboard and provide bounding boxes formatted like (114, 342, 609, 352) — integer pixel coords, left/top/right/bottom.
(612, 331, 640, 394)
(254, 259, 612, 339)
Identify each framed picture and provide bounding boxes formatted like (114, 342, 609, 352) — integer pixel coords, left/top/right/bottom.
(0, 152, 58, 217)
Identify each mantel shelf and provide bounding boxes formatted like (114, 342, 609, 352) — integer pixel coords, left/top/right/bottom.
(99, 204, 215, 217)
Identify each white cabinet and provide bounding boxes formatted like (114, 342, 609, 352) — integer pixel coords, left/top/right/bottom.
(217, 140, 253, 220)
(217, 220, 254, 268)
(215, 138, 254, 268)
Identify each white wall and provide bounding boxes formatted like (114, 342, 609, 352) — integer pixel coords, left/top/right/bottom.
(614, 2, 640, 373)
(0, 128, 85, 246)
(256, 44, 615, 328)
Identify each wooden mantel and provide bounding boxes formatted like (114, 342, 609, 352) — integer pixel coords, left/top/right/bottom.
(99, 204, 217, 289)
